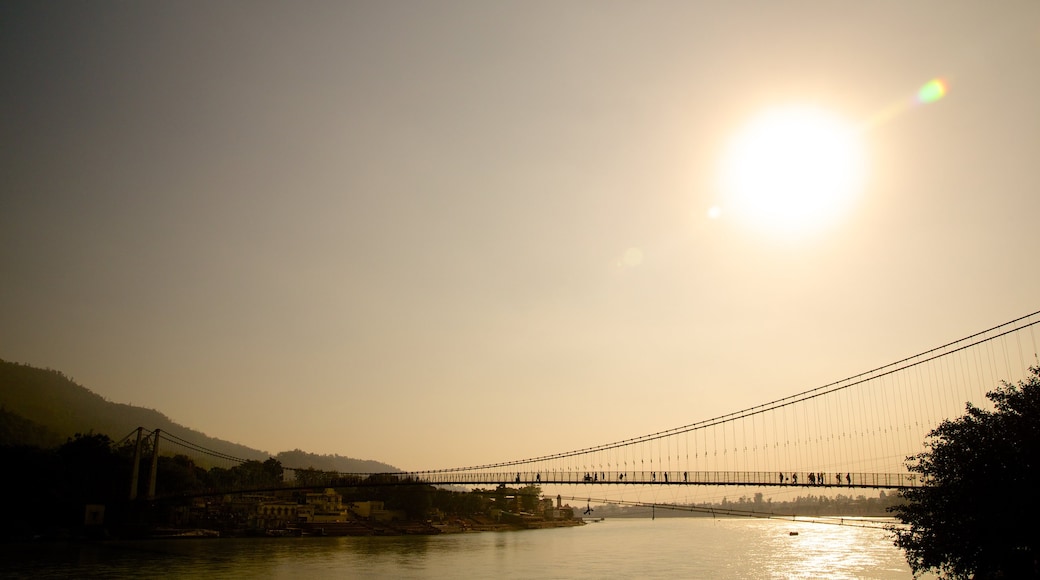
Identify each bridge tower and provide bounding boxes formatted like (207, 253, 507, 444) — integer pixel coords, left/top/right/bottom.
(128, 427, 143, 500)
(147, 429, 160, 500)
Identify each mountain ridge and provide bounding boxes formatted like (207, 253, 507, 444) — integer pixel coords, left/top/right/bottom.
(0, 359, 400, 474)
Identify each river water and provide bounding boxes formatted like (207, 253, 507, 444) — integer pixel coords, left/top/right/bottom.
(3, 518, 934, 579)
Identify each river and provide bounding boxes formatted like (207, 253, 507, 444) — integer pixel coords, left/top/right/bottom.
(2, 518, 935, 579)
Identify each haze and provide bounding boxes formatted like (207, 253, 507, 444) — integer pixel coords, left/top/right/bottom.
(2, 1, 1038, 470)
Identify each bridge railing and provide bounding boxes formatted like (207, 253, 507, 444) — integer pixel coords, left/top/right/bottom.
(341, 469, 918, 489)
(160, 467, 919, 499)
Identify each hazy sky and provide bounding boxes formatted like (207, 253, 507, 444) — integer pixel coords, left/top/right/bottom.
(3, 1, 1038, 470)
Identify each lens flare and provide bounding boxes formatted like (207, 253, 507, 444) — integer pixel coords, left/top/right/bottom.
(860, 78, 950, 131)
(917, 79, 947, 104)
(617, 247, 643, 268)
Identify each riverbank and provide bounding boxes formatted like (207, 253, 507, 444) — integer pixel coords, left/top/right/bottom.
(62, 514, 586, 541)
(244, 515, 585, 537)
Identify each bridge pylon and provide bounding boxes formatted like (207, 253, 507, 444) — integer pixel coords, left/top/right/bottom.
(147, 429, 160, 500)
(128, 427, 144, 501)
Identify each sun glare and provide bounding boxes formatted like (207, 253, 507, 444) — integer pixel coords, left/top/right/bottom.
(719, 106, 866, 236)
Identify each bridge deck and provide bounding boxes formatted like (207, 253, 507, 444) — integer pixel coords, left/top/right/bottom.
(349, 470, 918, 490)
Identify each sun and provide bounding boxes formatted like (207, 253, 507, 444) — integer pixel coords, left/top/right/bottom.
(718, 106, 866, 236)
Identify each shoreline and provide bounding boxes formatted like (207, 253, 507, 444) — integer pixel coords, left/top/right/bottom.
(6, 517, 587, 543)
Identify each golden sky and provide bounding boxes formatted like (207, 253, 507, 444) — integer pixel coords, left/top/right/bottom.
(2, 1, 1039, 470)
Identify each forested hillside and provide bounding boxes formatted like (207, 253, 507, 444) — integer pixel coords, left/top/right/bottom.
(0, 360, 399, 473)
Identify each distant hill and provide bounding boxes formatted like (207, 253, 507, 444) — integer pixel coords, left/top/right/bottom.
(274, 449, 401, 474)
(0, 359, 400, 473)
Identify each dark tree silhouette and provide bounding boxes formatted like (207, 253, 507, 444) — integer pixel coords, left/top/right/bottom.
(892, 366, 1040, 579)
(518, 485, 542, 512)
(293, 466, 338, 487)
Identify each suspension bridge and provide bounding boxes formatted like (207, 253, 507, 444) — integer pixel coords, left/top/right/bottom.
(126, 310, 1040, 500)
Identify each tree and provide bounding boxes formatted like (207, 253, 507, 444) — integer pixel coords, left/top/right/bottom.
(891, 366, 1040, 579)
(294, 467, 337, 487)
(518, 485, 542, 512)
(155, 454, 209, 496)
(57, 433, 127, 505)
